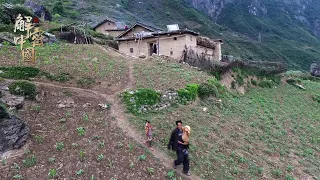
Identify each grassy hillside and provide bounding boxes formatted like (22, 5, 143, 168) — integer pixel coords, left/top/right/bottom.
(128, 68, 320, 179)
(2, 0, 320, 70)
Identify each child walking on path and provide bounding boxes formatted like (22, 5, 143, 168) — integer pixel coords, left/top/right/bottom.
(145, 120, 153, 151)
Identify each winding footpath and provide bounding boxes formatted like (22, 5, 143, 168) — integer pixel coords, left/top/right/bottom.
(5, 56, 201, 180)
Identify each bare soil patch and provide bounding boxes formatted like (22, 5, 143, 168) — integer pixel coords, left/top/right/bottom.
(0, 85, 170, 180)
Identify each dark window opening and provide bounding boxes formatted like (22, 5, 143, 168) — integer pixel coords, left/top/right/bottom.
(170, 51, 173, 55)
(130, 48, 133, 53)
(173, 37, 177, 40)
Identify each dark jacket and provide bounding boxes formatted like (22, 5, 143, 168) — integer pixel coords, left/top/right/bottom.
(167, 128, 179, 151)
(167, 128, 189, 151)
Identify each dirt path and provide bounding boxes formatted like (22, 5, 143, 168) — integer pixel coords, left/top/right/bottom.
(4, 56, 201, 179)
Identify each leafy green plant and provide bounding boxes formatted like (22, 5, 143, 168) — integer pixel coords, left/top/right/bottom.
(11, 163, 20, 170)
(77, 127, 85, 136)
(59, 118, 66, 123)
(97, 154, 104, 161)
(238, 156, 246, 163)
(72, 143, 79, 147)
(76, 169, 84, 176)
(286, 175, 295, 180)
(107, 158, 114, 169)
(146, 167, 154, 175)
(287, 165, 293, 172)
(138, 154, 147, 161)
(198, 83, 218, 99)
(55, 142, 64, 151)
(48, 169, 57, 179)
(13, 174, 23, 179)
(128, 144, 134, 152)
(8, 81, 36, 100)
(31, 105, 41, 112)
(79, 149, 85, 162)
(98, 140, 105, 149)
(22, 153, 37, 168)
(92, 135, 101, 140)
(129, 162, 134, 169)
(34, 135, 44, 143)
(83, 113, 89, 121)
(116, 142, 124, 149)
(178, 84, 199, 103)
(48, 157, 56, 163)
(272, 169, 282, 178)
(1, 159, 6, 166)
(167, 170, 175, 179)
(123, 88, 161, 113)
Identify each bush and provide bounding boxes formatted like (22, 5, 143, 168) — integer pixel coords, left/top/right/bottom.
(0, 67, 40, 80)
(251, 79, 257, 86)
(123, 88, 161, 113)
(52, 0, 65, 15)
(178, 84, 199, 102)
(312, 94, 320, 103)
(0, 24, 13, 33)
(198, 83, 218, 99)
(208, 77, 225, 94)
(236, 74, 245, 86)
(258, 80, 273, 88)
(9, 81, 36, 100)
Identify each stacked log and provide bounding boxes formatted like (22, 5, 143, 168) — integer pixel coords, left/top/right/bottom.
(196, 36, 216, 49)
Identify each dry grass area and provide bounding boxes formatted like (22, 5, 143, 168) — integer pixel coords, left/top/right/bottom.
(0, 44, 130, 95)
(133, 57, 212, 90)
(0, 85, 174, 180)
(128, 80, 320, 179)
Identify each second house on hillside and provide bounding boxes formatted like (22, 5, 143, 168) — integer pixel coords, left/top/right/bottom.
(115, 23, 223, 62)
(93, 18, 128, 38)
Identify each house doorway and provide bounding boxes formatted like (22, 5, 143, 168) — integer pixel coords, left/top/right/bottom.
(149, 42, 157, 56)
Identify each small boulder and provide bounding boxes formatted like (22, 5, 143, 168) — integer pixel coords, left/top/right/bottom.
(139, 53, 146, 58)
(310, 63, 320, 77)
(43, 32, 57, 44)
(0, 106, 29, 154)
(0, 94, 25, 110)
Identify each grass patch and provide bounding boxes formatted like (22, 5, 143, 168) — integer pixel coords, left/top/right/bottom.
(123, 88, 161, 114)
(0, 67, 40, 80)
(8, 81, 36, 100)
(77, 77, 95, 88)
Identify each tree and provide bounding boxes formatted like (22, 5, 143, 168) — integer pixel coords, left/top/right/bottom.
(52, 0, 64, 15)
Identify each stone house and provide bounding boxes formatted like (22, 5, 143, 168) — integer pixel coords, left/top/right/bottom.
(116, 23, 223, 61)
(93, 18, 128, 38)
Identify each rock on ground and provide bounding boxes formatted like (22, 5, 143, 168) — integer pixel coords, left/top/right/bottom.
(310, 63, 320, 77)
(0, 106, 29, 154)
